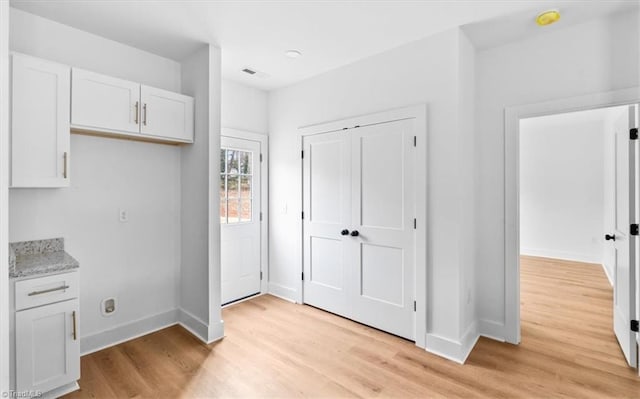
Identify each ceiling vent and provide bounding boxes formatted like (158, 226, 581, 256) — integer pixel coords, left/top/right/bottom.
(240, 67, 270, 79)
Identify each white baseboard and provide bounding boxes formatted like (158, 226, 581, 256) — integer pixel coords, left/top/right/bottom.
(42, 381, 79, 399)
(81, 307, 225, 356)
(81, 309, 180, 355)
(478, 319, 505, 342)
(268, 282, 297, 303)
(425, 323, 479, 364)
(178, 308, 224, 344)
(520, 248, 601, 265)
(601, 263, 614, 286)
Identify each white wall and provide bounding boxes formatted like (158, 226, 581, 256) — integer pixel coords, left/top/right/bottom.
(474, 11, 639, 338)
(268, 28, 477, 361)
(0, 1, 10, 394)
(8, 9, 183, 349)
(519, 116, 605, 264)
(222, 79, 268, 134)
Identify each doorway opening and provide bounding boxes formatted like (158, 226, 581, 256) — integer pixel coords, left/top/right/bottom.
(518, 104, 638, 370)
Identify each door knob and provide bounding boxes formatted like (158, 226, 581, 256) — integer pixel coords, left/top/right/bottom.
(350, 230, 359, 237)
(341, 229, 350, 236)
(605, 234, 616, 241)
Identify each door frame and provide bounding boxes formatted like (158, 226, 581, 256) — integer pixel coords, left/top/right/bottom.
(221, 128, 269, 296)
(504, 87, 640, 345)
(298, 104, 427, 348)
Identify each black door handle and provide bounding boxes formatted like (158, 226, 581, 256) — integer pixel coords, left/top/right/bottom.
(605, 234, 616, 241)
(340, 229, 350, 236)
(350, 230, 359, 237)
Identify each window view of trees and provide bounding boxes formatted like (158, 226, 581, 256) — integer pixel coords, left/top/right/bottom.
(220, 149, 252, 223)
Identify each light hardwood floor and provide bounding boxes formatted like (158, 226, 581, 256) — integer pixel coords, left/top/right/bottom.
(66, 256, 639, 398)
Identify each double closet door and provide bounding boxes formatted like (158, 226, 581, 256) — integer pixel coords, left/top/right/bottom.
(303, 119, 415, 340)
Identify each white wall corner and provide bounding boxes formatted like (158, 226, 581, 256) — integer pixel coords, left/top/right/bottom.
(80, 308, 180, 355)
(425, 323, 479, 364)
(478, 319, 505, 342)
(268, 282, 298, 303)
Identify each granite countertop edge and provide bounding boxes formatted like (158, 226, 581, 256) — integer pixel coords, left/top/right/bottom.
(9, 238, 79, 279)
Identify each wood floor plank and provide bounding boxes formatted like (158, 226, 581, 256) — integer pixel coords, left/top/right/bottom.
(65, 257, 639, 398)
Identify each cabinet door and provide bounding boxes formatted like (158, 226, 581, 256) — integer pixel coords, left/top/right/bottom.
(71, 68, 141, 134)
(11, 53, 70, 188)
(15, 299, 80, 393)
(140, 85, 194, 142)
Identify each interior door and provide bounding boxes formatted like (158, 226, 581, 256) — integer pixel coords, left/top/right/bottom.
(220, 137, 262, 305)
(302, 119, 415, 340)
(302, 131, 351, 318)
(612, 105, 638, 368)
(350, 120, 415, 340)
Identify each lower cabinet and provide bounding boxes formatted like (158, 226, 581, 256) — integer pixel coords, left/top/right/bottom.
(15, 299, 80, 394)
(13, 271, 80, 397)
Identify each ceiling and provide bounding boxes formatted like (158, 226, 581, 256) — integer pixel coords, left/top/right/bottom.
(10, 0, 637, 91)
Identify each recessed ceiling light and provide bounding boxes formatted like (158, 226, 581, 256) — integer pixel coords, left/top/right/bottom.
(285, 49, 302, 59)
(536, 9, 561, 26)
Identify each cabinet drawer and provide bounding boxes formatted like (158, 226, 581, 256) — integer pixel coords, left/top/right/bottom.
(15, 272, 79, 311)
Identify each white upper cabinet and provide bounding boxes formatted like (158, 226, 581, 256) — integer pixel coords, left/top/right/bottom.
(71, 68, 194, 143)
(71, 68, 140, 134)
(11, 53, 71, 188)
(140, 85, 194, 142)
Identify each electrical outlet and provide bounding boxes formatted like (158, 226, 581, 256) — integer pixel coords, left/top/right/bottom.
(119, 209, 128, 223)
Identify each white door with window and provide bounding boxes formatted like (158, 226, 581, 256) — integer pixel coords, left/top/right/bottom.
(220, 136, 262, 305)
(303, 118, 415, 340)
(610, 104, 639, 368)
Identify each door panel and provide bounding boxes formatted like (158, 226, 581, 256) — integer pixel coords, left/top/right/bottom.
(351, 120, 415, 340)
(359, 130, 405, 229)
(360, 243, 405, 306)
(612, 105, 638, 368)
(310, 237, 344, 290)
(221, 137, 262, 305)
(303, 131, 351, 317)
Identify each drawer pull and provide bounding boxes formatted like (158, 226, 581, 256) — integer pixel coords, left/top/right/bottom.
(72, 310, 77, 341)
(27, 285, 70, 296)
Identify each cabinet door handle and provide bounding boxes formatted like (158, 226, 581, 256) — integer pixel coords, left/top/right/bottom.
(28, 285, 70, 296)
(72, 310, 77, 341)
(143, 103, 147, 126)
(63, 152, 68, 179)
(134, 101, 139, 124)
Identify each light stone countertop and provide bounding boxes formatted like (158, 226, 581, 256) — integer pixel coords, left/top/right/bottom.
(9, 238, 79, 278)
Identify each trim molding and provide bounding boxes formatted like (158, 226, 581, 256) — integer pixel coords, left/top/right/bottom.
(425, 322, 479, 364)
(81, 308, 225, 355)
(268, 282, 298, 303)
(520, 248, 602, 265)
(478, 319, 505, 342)
(504, 86, 640, 345)
(81, 309, 180, 355)
(602, 263, 614, 287)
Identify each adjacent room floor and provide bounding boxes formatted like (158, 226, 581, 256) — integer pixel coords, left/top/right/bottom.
(65, 257, 639, 398)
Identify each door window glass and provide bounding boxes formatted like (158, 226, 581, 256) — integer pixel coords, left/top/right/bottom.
(220, 148, 253, 224)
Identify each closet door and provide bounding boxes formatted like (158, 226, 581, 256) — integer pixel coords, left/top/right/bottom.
(349, 120, 415, 340)
(302, 131, 352, 318)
